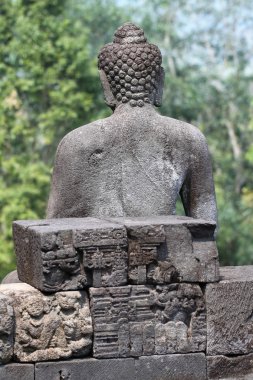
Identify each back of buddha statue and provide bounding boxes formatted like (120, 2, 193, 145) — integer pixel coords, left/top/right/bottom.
(47, 23, 217, 223)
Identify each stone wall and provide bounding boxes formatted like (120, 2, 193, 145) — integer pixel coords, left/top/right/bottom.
(0, 217, 252, 379)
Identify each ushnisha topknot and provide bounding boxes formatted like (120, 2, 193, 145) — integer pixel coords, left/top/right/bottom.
(98, 22, 163, 108)
(113, 22, 147, 44)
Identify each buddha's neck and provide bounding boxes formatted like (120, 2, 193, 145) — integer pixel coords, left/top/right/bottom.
(113, 102, 157, 116)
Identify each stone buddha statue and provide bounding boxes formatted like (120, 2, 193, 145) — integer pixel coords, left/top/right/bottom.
(47, 23, 217, 223)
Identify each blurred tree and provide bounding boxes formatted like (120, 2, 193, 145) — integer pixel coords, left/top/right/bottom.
(0, 0, 127, 280)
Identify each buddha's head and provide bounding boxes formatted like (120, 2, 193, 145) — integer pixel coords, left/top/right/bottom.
(98, 22, 164, 110)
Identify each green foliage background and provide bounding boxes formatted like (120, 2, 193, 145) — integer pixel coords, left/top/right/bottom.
(1, 0, 253, 280)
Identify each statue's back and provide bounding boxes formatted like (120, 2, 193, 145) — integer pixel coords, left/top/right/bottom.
(47, 23, 217, 223)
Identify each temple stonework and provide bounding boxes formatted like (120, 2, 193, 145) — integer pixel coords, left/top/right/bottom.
(1, 23, 252, 380)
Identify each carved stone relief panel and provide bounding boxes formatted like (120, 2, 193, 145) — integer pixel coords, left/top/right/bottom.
(90, 283, 206, 358)
(13, 220, 86, 292)
(13, 218, 127, 291)
(81, 246, 128, 287)
(0, 283, 92, 362)
(115, 216, 219, 284)
(13, 216, 218, 292)
(74, 226, 128, 287)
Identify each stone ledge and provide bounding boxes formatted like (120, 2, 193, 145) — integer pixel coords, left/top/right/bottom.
(206, 265, 253, 356)
(13, 215, 219, 293)
(219, 265, 253, 282)
(0, 363, 34, 380)
(35, 354, 206, 380)
(136, 353, 207, 380)
(207, 353, 253, 380)
(35, 357, 136, 380)
(1, 352, 253, 380)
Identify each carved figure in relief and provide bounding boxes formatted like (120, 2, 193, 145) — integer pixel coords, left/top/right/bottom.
(47, 23, 217, 223)
(18, 296, 68, 359)
(10, 289, 92, 362)
(55, 292, 92, 355)
(42, 248, 85, 291)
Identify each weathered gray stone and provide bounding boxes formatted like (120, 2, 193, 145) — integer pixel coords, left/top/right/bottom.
(0, 283, 92, 362)
(206, 265, 253, 356)
(35, 354, 207, 380)
(207, 353, 253, 380)
(0, 363, 34, 380)
(13, 218, 127, 291)
(35, 358, 135, 380)
(14, 216, 219, 292)
(1, 270, 21, 284)
(219, 265, 253, 282)
(46, 23, 217, 226)
(136, 353, 207, 380)
(90, 284, 206, 358)
(109, 215, 219, 283)
(0, 294, 14, 364)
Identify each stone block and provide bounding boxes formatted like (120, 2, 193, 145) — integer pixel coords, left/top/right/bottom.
(13, 218, 127, 292)
(0, 294, 14, 364)
(14, 216, 218, 292)
(135, 353, 207, 380)
(90, 283, 206, 358)
(0, 283, 92, 362)
(0, 363, 34, 380)
(110, 215, 219, 284)
(1, 270, 21, 284)
(206, 266, 253, 356)
(207, 353, 253, 380)
(35, 354, 207, 380)
(35, 358, 135, 380)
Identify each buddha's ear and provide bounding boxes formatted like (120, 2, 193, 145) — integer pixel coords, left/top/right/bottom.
(99, 70, 116, 111)
(154, 66, 165, 107)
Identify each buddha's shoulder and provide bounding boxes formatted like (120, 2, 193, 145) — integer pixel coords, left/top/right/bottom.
(56, 117, 113, 153)
(160, 115, 208, 147)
